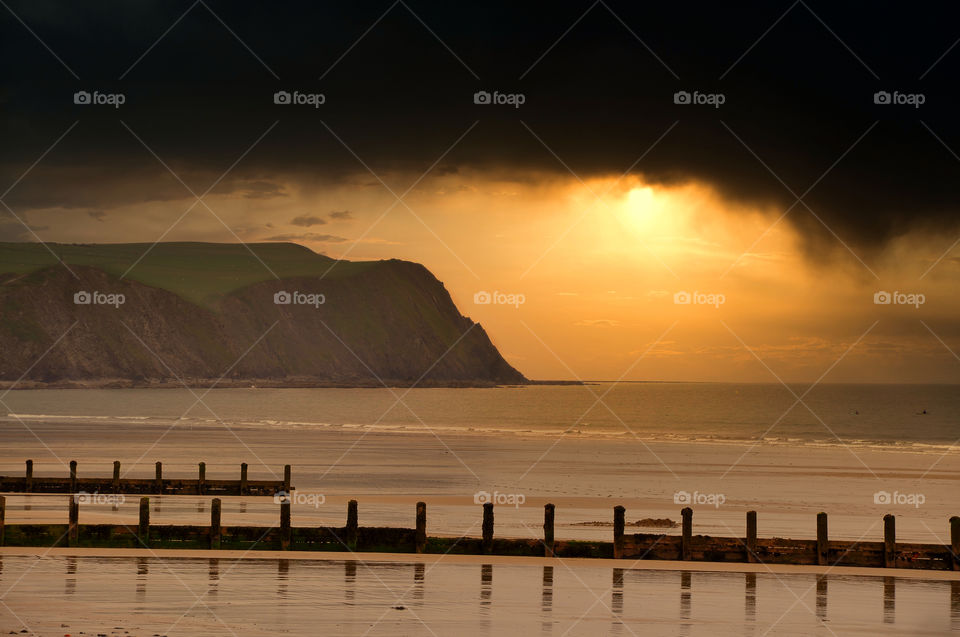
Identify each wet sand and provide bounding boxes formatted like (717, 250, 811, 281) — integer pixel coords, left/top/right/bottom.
(2, 549, 959, 636)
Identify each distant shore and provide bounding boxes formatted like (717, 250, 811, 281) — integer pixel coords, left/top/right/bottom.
(0, 378, 586, 390)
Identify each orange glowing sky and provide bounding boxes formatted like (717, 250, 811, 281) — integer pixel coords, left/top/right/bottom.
(20, 169, 960, 383)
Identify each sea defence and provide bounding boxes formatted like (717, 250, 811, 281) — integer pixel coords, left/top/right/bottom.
(1, 460, 958, 571)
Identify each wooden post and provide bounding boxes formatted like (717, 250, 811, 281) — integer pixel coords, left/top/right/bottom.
(210, 498, 222, 550)
(25, 459, 33, 492)
(415, 502, 427, 554)
(240, 463, 248, 495)
(817, 512, 829, 566)
(345, 500, 359, 549)
(154, 461, 162, 494)
(112, 461, 121, 493)
(68, 495, 79, 547)
(951, 517, 960, 571)
(746, 510, 757, 563)
(482, 502, 494, 554)
(283, 465, 291, 493)
(138, 497, 150, 546)
(198, 462, 206, 495)
(613, 505, 625, 559)
(884, 514, 896, 568)
(280, 500, 291, 550)
(543, 503, 555, 557)
(0, 495, 5, 547)
(681, 507, 693, 561)
(69, 460, 77, 493)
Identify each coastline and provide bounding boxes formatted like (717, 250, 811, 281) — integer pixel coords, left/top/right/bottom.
(0, 378, 585, 390)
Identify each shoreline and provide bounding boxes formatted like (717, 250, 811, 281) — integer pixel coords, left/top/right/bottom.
(4, 547, 959, 580)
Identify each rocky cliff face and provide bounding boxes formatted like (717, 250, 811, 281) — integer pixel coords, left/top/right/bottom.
(0, 259, 526, 387)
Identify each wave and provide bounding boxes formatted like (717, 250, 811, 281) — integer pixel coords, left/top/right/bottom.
(5, 413, 960, 455)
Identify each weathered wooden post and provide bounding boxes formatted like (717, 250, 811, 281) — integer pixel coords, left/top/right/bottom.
(884, 514, 896, 568)
(69, 460, 77, 493)
(112, 461, 121, 493)
(283, 465, 291, 493)
(154, 461, 162, 494)
(346, 500, 359, 550)
(613, 505, 625, 559)
(681, 507, 693, 561)
(210, 498, 222, 550)
(482, 502, 494, 554)
(68, 495, 79, 547)
(198, 462, 206, 495)
(138, 497, 150, 546)
(280, 500, 291, 550)
(0, 495, 5, 546)
(746, 510, 757, 563)
(25, 459, 33, 492)
(951, 517, 960, 571)
(544, 503, 555, 557)
(240, 463, 248, 495)
(950, 516, 960, 571)
(817, 512, 829, 565)
(415, 502, 427, 553)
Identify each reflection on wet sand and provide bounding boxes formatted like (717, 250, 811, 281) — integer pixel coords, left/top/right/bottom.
(679, 571, 692, 636)
(207, 558, 219, 600)
(278, 559, 289, 599)
(8, 556, 960, 635)
(816, 575, 827, 621)
(745, 572, 756, 623)
(541, 565, 553, 634)
(65, 556, 77, 596)
(344, 560, 356, 603)
(136, 557, 148, 601)
(413, 562, 425, 602)
(952, 580, 960, 630)
(883, 576, 895, 624)
(611, 567, 625, 635)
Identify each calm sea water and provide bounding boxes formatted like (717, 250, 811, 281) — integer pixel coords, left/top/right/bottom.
(2, 383, 960, 543)
(3, 383, 959, 448)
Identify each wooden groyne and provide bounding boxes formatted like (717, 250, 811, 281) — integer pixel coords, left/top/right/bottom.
(0, 460, 290, 496)
(1, 494, 958, 571)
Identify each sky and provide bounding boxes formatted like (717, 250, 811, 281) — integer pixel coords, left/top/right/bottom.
(2, 1, 960, 382)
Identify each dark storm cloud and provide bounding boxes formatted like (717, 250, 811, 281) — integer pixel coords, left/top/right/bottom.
(264, 232, 348, 243)
(290, 215, 327, 227)
(329, 210, 352, 220)
(1, 0, 959, 251)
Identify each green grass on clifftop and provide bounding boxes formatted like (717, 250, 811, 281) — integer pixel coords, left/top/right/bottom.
(0, 242, 377, 306)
